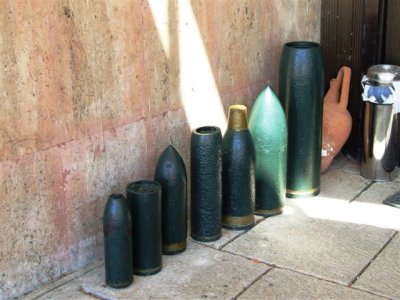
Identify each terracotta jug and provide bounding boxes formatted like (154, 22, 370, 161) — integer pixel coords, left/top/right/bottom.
(321, 66, 352, 173)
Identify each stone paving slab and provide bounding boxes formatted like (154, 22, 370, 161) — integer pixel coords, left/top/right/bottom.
(223, 208, 396, 285)
(320, 168, 371, 201)
(238, 268, 385, 300)
(353, 234, 400, 300)
(23, 261, 103, 300)
(190, 215, 265, 250)
(288, 194, 400, 232)
(33, 284, 95, 300)
(350, 181, 400, 230)
(355, 181, 400, 205)
(328, 154, 361, 176)
(80, 242, 269, 299)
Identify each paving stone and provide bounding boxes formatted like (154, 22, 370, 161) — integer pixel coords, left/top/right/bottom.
(355, 181, 400, 205)
(80, 242, 269, 299)
(350, 182, 400, 230)
(24, 261, 103, 300)
(393, 174, 400, 183)
(327, 154, 361, 175)
(289, 193, 400, 232)
(353, 234, 400, 300)
(223, 209, 395, 285)
(239, 268, 385, 300)
(34, 285, 95, 300)
(320, 168, 371, 201)
(191, 215, 265, 250)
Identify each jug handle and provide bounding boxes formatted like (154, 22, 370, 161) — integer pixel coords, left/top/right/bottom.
(339, 66, 352, 109)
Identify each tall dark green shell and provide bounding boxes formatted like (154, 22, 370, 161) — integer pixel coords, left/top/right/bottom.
(279, 41, 324, 198)
(126, 180, 162, 276)
(103, 194, 133, 288)
(248, 86, 287, 215)
(222, 126, 255, 229)
(190, 126, 222, 242)
(154, 145, 187, 255)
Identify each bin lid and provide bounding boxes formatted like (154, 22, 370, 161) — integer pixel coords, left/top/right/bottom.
(367, 64, 400, 84)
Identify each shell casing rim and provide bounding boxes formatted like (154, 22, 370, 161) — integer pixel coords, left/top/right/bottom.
(286, 187, 320, 197)
(255, 207, 283, 216)
(222, 214, 255, 228)
(162, 241, 187, 253)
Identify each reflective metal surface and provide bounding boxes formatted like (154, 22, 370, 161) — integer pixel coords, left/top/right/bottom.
(367, 64, 400, 84)
(361, 102, 399, 181)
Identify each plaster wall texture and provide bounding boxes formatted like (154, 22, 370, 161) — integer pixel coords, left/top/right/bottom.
(0, 1, 320, 298)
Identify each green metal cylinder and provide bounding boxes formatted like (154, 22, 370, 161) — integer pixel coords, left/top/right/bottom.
(248, 86, 287, 216)
(154, 145, 187, 255)
(126, 180, 162, 276)
(222, 105, 255, 229)
(103, 194, 133, 288)
(279, 41, 324, 198)
(190, 126, 222, 242)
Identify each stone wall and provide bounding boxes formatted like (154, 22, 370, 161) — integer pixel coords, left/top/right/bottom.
(0, 1, 320, 298)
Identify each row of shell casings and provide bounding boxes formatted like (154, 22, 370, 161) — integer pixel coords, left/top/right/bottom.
(191, 106, 256, 242)
(103, 145, 188, 288)
(102, 39, 325, 288)
(103, 182, 164, 289)
(102, 103, 287, 288)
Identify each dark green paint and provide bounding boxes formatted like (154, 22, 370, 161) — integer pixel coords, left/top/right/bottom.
(103, 194, 133, 288)
(126, 180, 162, 276)
(279, 41, 324, 198)
(190, 126, 222, 242)
(154, 145, 187, 255)
(222, 129, 255, 229)
(248, 86, 287, 215)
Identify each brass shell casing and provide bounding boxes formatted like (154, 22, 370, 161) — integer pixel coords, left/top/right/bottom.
(162, 241, 187, 255)
(255, 207, 283, 217)
(286, 187, 320, 198)
(222, 214, 255, 230)
(228, 105, 248, 131)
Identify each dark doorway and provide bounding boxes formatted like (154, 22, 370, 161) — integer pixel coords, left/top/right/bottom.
(321, 0, 400, 161)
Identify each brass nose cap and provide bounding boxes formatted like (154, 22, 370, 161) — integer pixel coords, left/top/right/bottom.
(227, 104, 248, 131)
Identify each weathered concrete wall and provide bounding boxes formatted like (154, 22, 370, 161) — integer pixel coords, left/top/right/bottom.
(0, 0, 320, 298)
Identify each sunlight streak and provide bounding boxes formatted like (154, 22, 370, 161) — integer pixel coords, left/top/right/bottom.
(148, 0, 170, 58)
(290, 196, 400, 230)
(178, 0, 227, 131)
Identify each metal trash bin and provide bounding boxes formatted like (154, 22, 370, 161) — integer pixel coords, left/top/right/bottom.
(361, 64, 400, 181)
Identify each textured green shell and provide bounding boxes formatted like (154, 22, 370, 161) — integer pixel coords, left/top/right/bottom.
(279, 41, 324, 197)
(248, 86, 287, 215)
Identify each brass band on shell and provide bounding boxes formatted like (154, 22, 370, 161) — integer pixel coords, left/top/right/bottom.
(163, 241, 186, 253)
(255, 207, 283, 216)
(222, 214, 254, 228)
(286, 187, 319, 196)
(227, 105, 248, 131)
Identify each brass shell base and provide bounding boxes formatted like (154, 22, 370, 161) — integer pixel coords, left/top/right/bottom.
(286, 188, 320, 198)
(255, 207, 283, 217)
(162, 241, 187, 255)
(222, 214, 255, 230)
